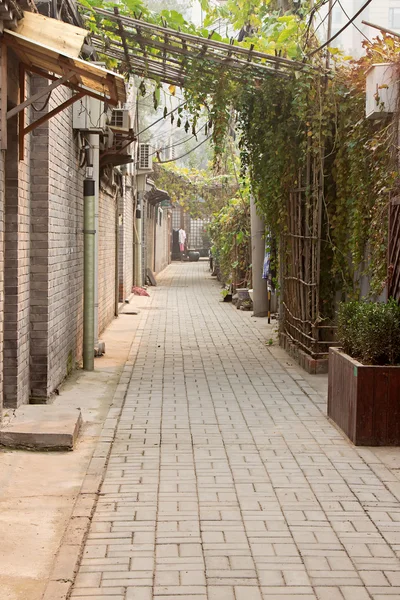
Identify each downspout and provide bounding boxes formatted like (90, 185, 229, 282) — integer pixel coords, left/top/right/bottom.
(83, 178, 95, 371)
(134, 191, 143, 286)
(115, 188, 119, 316)
(88, 133, 100, 345)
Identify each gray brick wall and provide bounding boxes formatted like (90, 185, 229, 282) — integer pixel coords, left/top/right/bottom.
(0, 47, 4, 413)
(98, 181, 118, 336)
(4, 53, 31, 408)
(118, 176, 134, 301)
(30, 80, 84, 400)
(47, 87, 84, 394)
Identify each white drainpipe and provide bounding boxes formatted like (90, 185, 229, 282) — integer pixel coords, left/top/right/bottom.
(89, 133, 100, 343)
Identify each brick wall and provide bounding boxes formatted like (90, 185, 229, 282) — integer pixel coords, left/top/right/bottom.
(118, 176, 134, 301)
(0, 44, 5, 415)
(4, 52, 31, 408)
(98, 181, 118, 336)
(30, 81, 84, 399)
(47, 87, 84, 394)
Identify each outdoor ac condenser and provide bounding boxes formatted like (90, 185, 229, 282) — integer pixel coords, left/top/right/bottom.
(73, 96, 109, 131)
(110, 108, 131, 132)
(366, 63, 398, 119)
(138, 143, 152, 170)
(105, 128, 132, 155)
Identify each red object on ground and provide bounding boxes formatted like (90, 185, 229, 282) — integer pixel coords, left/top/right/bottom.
(132, 286, 150, 296)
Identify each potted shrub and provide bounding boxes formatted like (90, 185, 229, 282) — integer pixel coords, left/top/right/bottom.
(328, 299, 400, 446)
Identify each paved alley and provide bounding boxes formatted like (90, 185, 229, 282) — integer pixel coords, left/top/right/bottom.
(71, 261, 400, 600)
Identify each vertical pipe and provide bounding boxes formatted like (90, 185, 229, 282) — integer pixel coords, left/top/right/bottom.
(115, 193, 119, 316)
(250, 193, 268, 317)
(83, 179, 95, 371)
(134, 191, 143, 286)
(89, 133, 100, 344)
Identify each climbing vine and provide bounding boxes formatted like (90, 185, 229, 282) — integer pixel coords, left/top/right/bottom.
(208, 184, 252, 289)
(80, 0, 400, 311)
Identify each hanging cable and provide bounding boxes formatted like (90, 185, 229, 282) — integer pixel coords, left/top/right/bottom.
(155, 135, 212, 164)
(308, 0, 373, 57)
(32, 92, 52, 112)
(137, 100, 188, 137)
(150, 123, 208, 157)
(337, 0, 372, 44)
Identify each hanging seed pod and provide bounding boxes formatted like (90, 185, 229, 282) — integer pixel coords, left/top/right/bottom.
(205, 124, 208, 136)
(171, 113, 175, 124)
(184, 120, 190, 133)
(177, 117, 181, 128)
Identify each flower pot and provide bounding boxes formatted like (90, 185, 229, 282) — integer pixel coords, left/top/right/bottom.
(236, 288, 250, 301)
(328, 347, 400, 446)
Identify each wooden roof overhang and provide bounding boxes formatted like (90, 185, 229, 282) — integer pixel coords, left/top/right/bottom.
(1, 12, 126, 158)
(84, 6, 309, 86)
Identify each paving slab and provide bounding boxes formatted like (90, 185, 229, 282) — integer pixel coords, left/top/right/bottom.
(60, 261, 400, 600)
(0, 405, 82, 450)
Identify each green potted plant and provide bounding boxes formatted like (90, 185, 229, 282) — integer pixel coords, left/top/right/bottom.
(328, 299, 400, 446)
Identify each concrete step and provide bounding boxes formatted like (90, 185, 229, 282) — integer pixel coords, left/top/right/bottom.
(0, 405, 82, 451)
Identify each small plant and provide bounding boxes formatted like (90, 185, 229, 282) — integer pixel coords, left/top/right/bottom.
(337, 299, 400, 365)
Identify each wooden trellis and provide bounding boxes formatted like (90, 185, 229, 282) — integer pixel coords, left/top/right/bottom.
(281, 159, 334, 358)
(83, 6, 310, 87)
(389, 196, 400, 302)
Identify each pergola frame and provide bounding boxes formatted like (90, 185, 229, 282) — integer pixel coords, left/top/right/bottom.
(84, 6, 311, 86)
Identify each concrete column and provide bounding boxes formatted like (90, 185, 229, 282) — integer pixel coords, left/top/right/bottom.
(250, 193, 268, 317)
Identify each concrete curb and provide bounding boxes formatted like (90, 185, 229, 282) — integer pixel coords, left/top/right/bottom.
(41, 311, 148, 600)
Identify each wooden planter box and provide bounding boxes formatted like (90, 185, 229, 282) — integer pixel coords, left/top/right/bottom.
(328, 347, 400, 446)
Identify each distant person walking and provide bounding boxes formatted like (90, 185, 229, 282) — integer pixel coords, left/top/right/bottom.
(178, 227, 187, 261)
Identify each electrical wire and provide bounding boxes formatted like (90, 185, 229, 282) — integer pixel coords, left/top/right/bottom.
(32, 92, 52, 112)
(150, 123, 208, 156)
(308, 0, 374, 57)
(313, 0, 338, 36)
(136, 100, 188, 137)
(155, 134, 212, 164)
(337, 0, 372, 45)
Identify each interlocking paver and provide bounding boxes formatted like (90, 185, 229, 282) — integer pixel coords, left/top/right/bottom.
(70, 262, 400, 599)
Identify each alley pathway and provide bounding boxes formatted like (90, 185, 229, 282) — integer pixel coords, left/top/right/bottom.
(71, 261, 400, 600)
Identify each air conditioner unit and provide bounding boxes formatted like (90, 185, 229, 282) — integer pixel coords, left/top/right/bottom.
(138, 143, 152, 171)
(104, 128, 133, 155)
(110, 108, 131, 132)
(73, 96, 108, 131)
(366, 63, 398, 119)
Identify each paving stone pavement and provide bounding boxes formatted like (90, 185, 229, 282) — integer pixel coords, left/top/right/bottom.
(71, 261, 400, 600)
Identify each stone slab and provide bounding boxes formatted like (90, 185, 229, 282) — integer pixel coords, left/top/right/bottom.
(0, 406, 82, 450)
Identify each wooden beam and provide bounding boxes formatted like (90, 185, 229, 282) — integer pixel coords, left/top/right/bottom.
(114, 6, 132, 70)
(24, 91, 84, 135)
(362, 19, 400, 39)
(7, 70, 75, 120)
(25, 63, 116, 103)
(19, 62, 25, 161)
(0, 42, 7, 151)
(90, 6, 308, 69)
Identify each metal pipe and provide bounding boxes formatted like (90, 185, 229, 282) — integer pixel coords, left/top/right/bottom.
(89, 133, 100, 344)
(83, 179, 95, 371)
(134, 191, 143, 286)
(250, 193, 268, 317)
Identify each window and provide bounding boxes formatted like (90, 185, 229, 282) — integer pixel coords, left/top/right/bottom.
(389, 7, 400, 29)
